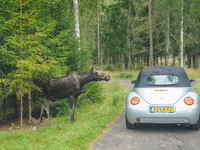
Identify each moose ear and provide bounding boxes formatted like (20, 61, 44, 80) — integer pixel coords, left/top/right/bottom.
(91, 66, 99, 72)
(90, 67, 94, 72)
(94, 66, 100, 71)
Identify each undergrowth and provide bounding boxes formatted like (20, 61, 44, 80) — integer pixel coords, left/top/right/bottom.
(0, 81, 128, 150)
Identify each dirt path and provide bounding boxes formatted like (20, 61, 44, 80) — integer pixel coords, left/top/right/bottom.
(90, 80, 200, 150)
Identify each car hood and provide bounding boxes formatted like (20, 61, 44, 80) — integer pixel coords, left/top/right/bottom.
(133, 87, 193, 105)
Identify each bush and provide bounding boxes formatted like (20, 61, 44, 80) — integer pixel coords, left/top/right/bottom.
(77, 82, 104, 105)
(136, 66, 144, 70)
(56, 82, 104, 117)
(56, 99, 70, 117)
(104, 65, 115, 71)
(119, 73, 133, 79)
(116, 63, 123, 70)
(112, 94, 120, 106)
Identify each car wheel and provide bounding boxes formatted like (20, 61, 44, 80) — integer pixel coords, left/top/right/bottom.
(126, 115, 136, 129)
(191, 116, 200, 130)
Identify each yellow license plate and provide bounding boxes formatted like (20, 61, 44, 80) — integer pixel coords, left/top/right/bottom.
(150, 107, 174, 113)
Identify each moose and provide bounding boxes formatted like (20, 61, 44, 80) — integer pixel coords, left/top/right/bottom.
(39, 67, 110, 125)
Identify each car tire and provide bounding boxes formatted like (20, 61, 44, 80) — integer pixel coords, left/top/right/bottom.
(126, 115, 136, 129)
(191, 116, 200, 130)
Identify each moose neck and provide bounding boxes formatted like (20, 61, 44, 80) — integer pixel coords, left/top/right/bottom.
(78, 70, 96, 86)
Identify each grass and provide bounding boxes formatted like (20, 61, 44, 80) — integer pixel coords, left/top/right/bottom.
(0, 81, 128, 150)
(185, 68, 200, 94)
(108, 70, 139, 80)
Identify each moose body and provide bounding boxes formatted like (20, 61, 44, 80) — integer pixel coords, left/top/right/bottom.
(39, 67, 110, 125)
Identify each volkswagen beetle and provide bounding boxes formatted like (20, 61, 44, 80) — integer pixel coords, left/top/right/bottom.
(126, 66, 200, 130)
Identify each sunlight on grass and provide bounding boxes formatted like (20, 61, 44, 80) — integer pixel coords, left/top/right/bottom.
(0, 81, 128, 150)
(186, 68, 200, 95)
(108, 70, 139, 80)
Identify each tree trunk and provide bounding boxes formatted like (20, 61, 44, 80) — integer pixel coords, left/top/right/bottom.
(187, 54, 191, 68)
(28, 88, 32, 124)
(193, 53, 197, 68)
(173, 55, 176, 66)
(147, 56, 149, 67)
(180, 0, 184, 67)
(20, 96, 23, 128)
(97, 0, 101, 67)
(131, 56, 135, 68)
(20, 0, 23, 128)
(165, 0, 170, 66)
(3, 99, 6, 114)
(73, 0, 80, 48)
(198, 54, 200, 69)
(101, 37, 103, 69)
(126, 0, 131, 68)
(149, 0, 153, 66)
(153, 57, 156, 66)
(160, 56, 163, 66)
(124, 56, 128, 70)
(134, 57, 137, 68)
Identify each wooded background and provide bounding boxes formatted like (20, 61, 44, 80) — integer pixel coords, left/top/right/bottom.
(0, 0, 200, 126)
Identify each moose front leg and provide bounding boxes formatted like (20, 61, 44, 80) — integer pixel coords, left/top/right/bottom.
(69, 96, 77, 123)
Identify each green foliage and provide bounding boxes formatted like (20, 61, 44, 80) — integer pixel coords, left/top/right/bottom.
(104, 65, 115, 71)
(119, 73, 133, 79)
(102, 2, 127, 61)
(0, 56, 56, 100)
(78, 82, 104, 104)
(56, 82, 104, 117)
(0, 82, 128, 150)
(112, 94, 120, 106)
(55, 99, 70, 117)
(0, 0, 92, 120)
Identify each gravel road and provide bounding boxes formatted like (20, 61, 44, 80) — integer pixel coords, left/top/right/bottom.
(91, 80, 200, 150)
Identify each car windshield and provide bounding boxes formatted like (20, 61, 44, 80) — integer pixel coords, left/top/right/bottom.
(146, 75, 179, 85)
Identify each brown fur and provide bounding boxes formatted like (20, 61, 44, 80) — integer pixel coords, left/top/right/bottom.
(39, 67, 110, 125)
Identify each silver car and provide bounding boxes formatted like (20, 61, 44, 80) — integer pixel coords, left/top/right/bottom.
(126, 66, 200, 130)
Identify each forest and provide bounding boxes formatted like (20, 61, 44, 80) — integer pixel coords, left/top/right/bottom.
(0, 0, 200, 127)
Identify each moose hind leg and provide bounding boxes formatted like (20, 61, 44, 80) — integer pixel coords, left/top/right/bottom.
(39, 103, 45, 126)
(45, 99, 52, 125)
(39, 97, 52, 126)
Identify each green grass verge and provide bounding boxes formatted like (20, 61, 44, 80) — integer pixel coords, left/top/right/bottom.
(110, 71, 139, 80)
(186, 69, 200, 95)
(0, 81, 128, 150)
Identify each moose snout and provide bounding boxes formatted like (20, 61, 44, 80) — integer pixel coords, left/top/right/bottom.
(105, 75, 111, 81)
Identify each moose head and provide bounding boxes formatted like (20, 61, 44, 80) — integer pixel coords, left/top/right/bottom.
(91, 67, 110, 82)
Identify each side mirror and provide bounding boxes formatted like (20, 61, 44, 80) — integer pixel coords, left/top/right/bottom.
(131, 80, 136, 84)
(190, 79, 196, 85)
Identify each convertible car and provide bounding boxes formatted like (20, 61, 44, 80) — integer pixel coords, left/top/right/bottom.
(126, 66, 200, 130)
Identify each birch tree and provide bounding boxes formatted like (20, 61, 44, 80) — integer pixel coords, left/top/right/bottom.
(180, 0, 184, 67)
(73, 0, 81, 47)
(149, 0, 153, 66)
(126, 0, 131, 69)
(97, 0, 101, 67)
(165, 0, 170, 66)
